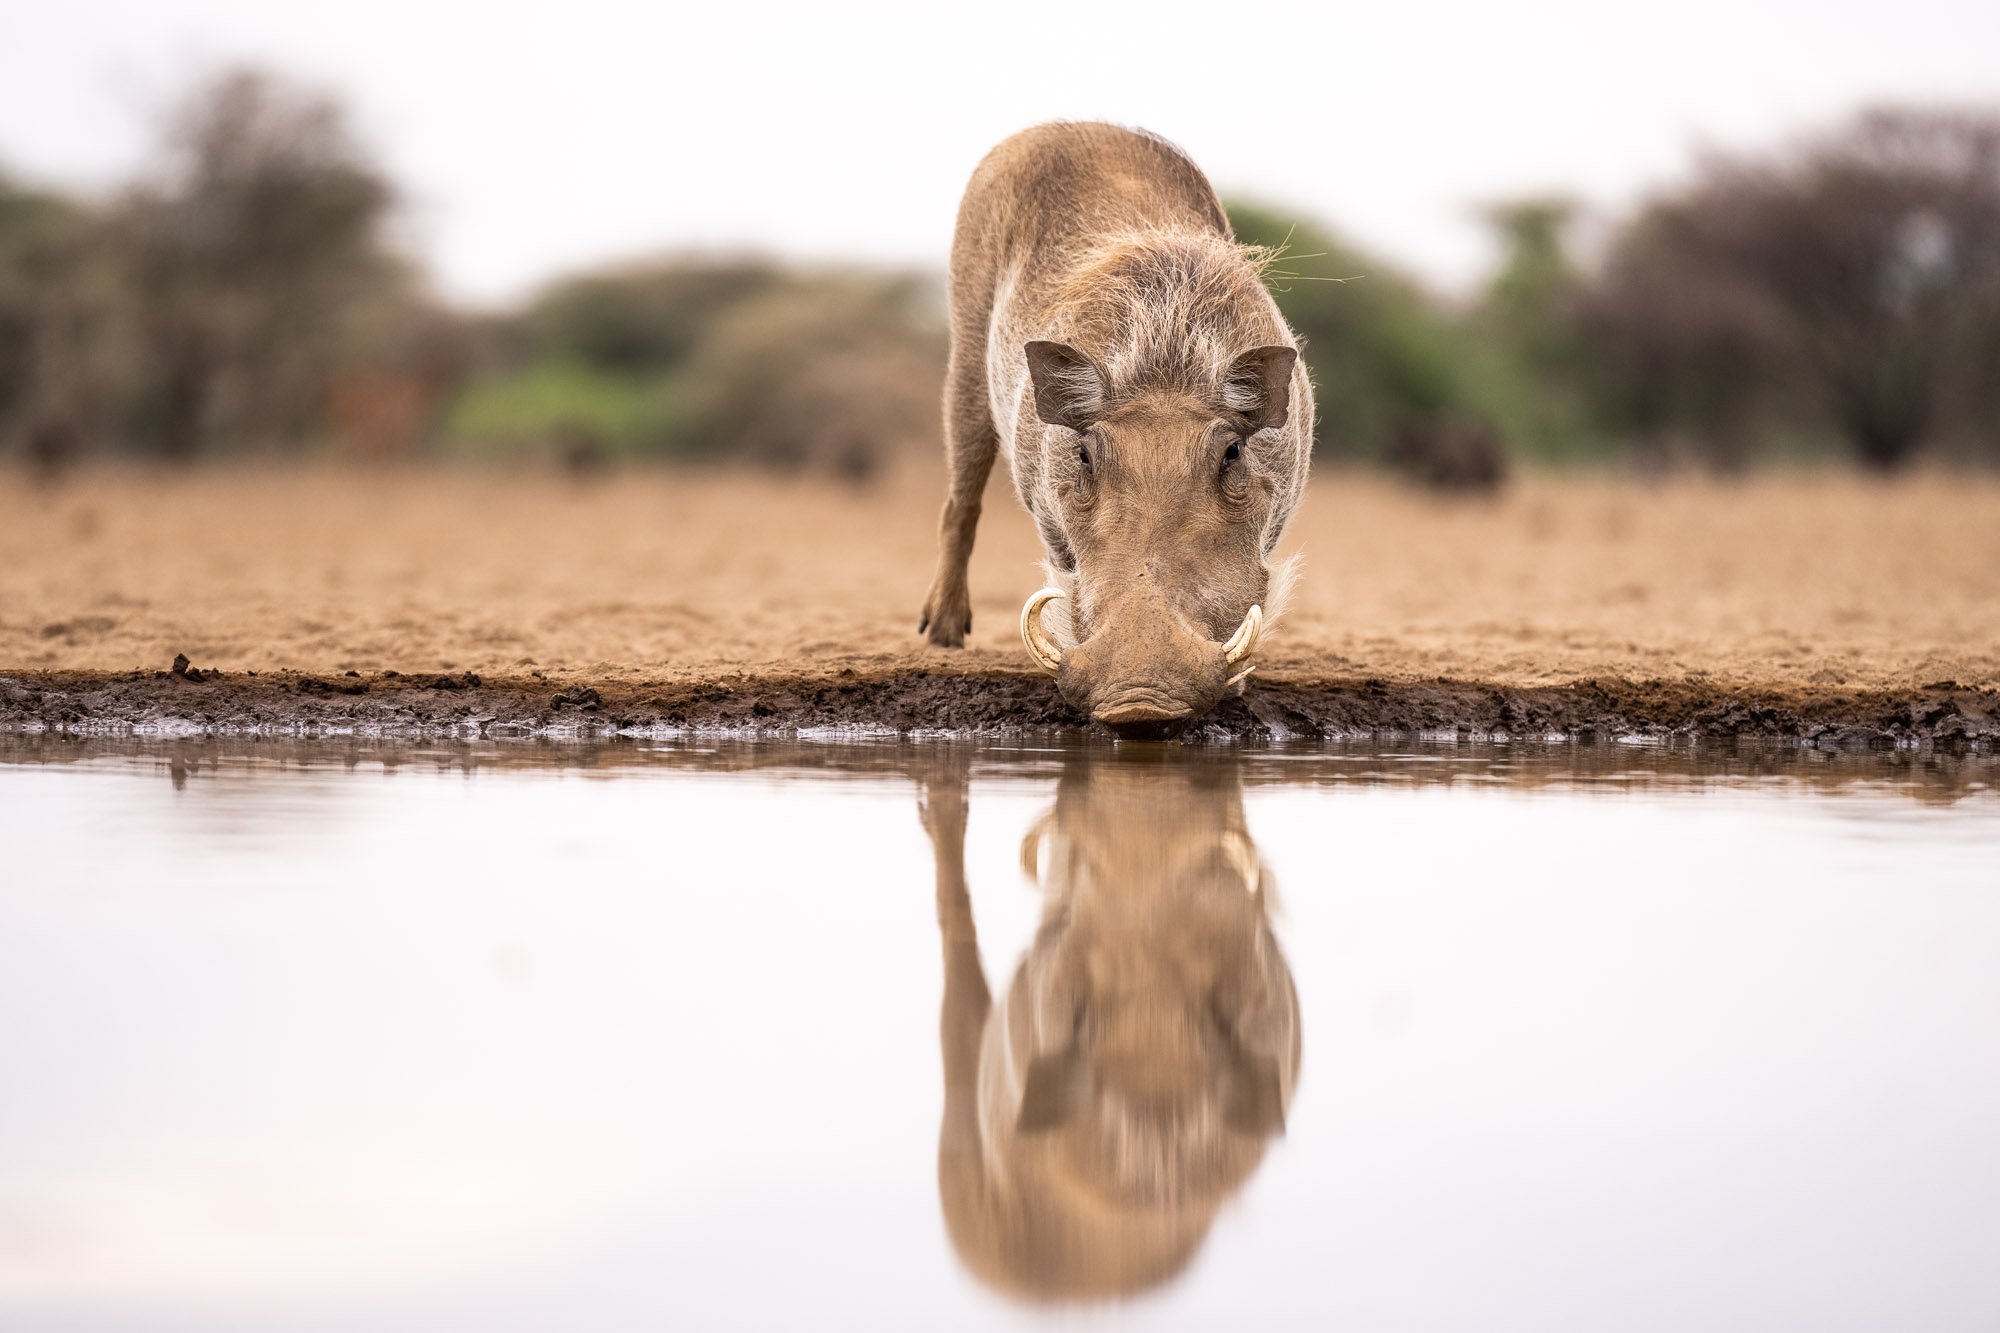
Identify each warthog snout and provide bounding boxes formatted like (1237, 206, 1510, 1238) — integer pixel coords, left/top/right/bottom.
(1022, 588, 1262, 738)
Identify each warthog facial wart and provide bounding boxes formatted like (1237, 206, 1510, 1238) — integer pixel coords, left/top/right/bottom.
(919, 122, 1315, 737)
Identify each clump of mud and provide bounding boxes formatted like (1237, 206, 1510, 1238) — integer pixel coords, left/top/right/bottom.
(0, 668, 1994, 750)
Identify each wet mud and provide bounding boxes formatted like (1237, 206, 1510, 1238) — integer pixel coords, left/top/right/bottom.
(3, 665, 1995, 750)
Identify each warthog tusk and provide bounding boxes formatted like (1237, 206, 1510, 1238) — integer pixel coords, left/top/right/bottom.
(1019, 588, 1066, 675)
(1017, 811, 1054, 884)
(1221, 829, 1262, 894)
(1223, 604, 1263, 665)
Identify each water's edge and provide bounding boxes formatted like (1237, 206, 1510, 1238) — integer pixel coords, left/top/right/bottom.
(2, 668, 1996, 751)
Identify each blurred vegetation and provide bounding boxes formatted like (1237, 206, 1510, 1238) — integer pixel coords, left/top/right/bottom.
(443, 361, 685, 459)
(3, 67, 1997, 482)
(1227, 200, 1522, 486)
(1579, 109, 2000, 472)
(448, 262, 944, 479)
(0, 70, 438, 464)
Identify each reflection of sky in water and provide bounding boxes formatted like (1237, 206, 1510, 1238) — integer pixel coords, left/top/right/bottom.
(0, 747, 1997, 1331)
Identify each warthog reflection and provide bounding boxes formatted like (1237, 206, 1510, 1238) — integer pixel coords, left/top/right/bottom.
(920, 754, 1301, 1302)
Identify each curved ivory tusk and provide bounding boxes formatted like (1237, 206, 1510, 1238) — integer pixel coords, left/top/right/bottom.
(1223, 604, 1263, 664)
(1019, 588, 1066, 675)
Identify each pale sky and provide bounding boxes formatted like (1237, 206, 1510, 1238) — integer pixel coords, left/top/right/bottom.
(3, 0, 1997, 307)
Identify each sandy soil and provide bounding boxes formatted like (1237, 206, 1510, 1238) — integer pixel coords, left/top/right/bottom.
(2, 464, 1997, 742)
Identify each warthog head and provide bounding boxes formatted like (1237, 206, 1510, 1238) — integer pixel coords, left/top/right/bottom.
(1017, 339, 1300, 738)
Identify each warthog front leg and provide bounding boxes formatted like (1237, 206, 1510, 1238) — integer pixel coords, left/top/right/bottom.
(920, 352, 997, 647)
(916, 755, 989, 1167)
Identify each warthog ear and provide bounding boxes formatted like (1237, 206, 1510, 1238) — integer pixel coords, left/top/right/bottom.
(1016, 1044, 1090, 1134)
(1221, 345, 1298, 432)
(1024, 340, 1108, 431)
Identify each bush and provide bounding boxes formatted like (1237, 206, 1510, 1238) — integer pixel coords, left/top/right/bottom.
(442, 362, 686, 461)
(521, 260, 783, 373)
(444, 263, 946, 478)
(670, 274, 944, 480)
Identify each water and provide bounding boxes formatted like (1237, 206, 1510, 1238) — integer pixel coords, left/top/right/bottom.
(2, 737, 1997, 1331)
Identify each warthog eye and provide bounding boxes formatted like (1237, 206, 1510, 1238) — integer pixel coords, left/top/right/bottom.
(1221, 440, 1242, 469)
(1077, 443, 1093, 473)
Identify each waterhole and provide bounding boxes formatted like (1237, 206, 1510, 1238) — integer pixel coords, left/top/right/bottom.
(1, 738, 1996, 1329)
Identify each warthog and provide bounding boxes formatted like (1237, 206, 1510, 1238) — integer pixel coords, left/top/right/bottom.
(920, 754, 1300, 1300)
(919, 122, 1314, 737)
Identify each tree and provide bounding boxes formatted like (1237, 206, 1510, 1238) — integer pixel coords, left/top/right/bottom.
(1581, 203, 1796, 471)
(1472, 198, 1603, 463)
(0, 174, 124, 467)
(1479, 199, 1580, 365)
(1585, 109, 2000, 470)
(116, 68, 401, 455)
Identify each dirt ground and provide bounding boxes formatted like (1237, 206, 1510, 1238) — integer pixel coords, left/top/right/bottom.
(2, 463, 1997, 743)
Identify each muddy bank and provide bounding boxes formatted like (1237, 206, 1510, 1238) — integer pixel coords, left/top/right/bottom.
(4, 666, 1996, 749)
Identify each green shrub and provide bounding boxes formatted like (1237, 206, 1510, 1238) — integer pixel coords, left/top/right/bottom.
(442, 362, 689, 459)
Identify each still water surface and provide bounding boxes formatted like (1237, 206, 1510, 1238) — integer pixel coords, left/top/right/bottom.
(1, 738, 1997, 1331)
